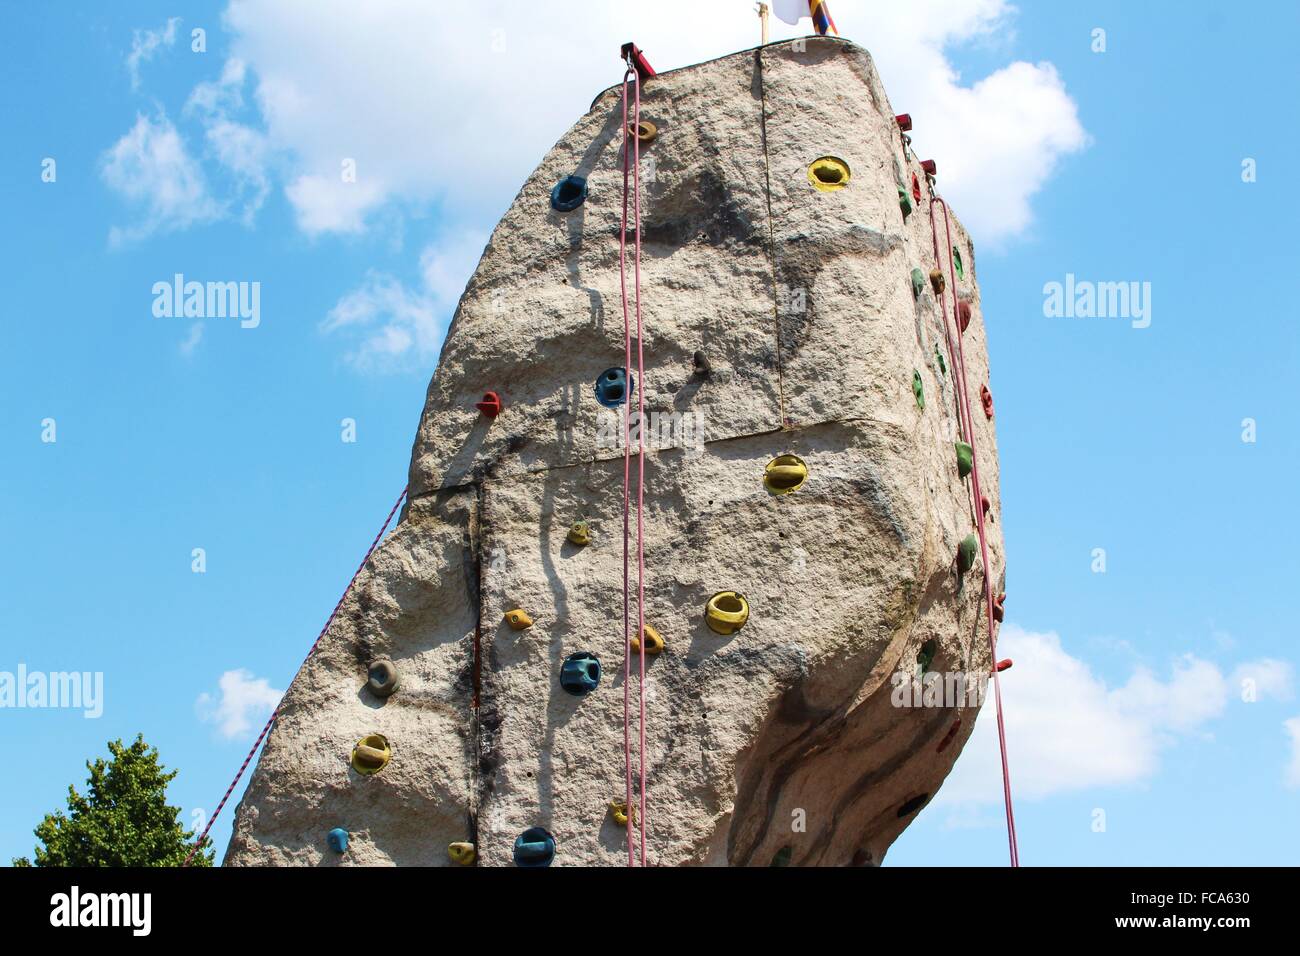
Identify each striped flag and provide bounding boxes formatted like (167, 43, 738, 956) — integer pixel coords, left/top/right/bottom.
(773, 0, 838, 36)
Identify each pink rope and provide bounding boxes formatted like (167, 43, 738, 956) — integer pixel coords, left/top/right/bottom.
(618, 61, 649, 867)
(182, 486, 408, 866)
(928, 193, 1020, 866)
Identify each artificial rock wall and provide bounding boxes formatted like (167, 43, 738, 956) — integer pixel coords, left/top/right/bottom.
(225, 36, 1004, 867)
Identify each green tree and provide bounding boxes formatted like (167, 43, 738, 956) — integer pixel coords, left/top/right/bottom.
(12, 735, 213, 867)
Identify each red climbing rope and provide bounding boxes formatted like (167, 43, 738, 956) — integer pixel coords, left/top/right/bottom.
(182, 486, 409, 867)
(928, 193, 1020, 867)
(619, 57, 649, 867)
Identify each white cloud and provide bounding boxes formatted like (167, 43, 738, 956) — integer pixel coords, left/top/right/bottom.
(321, 230, 487, 371)
(127, 17, 181, 91)
(1285, 718, 1300, 789)
(937, 626, 1245, 808)
(185, 58, 273, 224)
(216, 0, 1084, 242)
(1231, 658, 1295, 703)
(101, 113, 222, 245)
(196, 669, 281, 740)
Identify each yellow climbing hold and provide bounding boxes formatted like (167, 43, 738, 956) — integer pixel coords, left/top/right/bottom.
(505, 609, 533, 630)
(627, 119, 657, 144)
(706, 591, 750, 635)
(448, 842, 477, 866)
(351, 734, 391, 775)
(630, 624, 665, 656)
(567, 520, 591, 546)
(807, 156, 851, 192)
(610, 800, 637, 827)
(764, 454, 808, 495)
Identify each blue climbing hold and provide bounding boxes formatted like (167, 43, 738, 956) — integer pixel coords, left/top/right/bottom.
(551, 175, 588, 212)
(513, 827, 556, 867)
(560, 652, 601, 696)
(594, 367, 632, 408)
(327, 828, 349, 853)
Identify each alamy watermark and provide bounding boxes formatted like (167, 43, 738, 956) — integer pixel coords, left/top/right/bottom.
(595, 408, 706, 457)
(1043, 273, 1151, 329)
(152, 274, 260, 328)
(1, 665, 103, 718)
(891, 670, 989, 709)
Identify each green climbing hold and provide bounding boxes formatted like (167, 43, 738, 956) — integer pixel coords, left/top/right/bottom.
(912, 370, 925, 410)
(953, 247, 965, 280)
(910, 268, 925, 299)
(898, 187, 913, 220)
(956, 441, 974, 478)
(934, 345, 946, 376)
(917, 639, 938, 675)
(770, 846, 793, 867)
(957, 534, 978, 574)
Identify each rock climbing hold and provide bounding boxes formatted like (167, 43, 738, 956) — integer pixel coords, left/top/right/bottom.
(953, 247, 964, 280)
(764, 454, 808, 495)
(770, 846, 793, 867)
(958, 299, 973, 333)
(934, 344, 946, 376)
(917, 639, 938, 675)
(594, 367, 632, 408)
(807, 156, 851, 192)
(476, 391, 502, 417)
(513, 827, 556, 867)
(327, 828, 349, 853)
(627, 119, 658, 144)
(957, 534, 978, 574)
(448, 842, 476, 866)
(956, 441, 974, 478)
(505, 609, 533, 631)
(630, 624, 665, 656)
(898, 187, 913, 219)
(920, 159, 937, 178)
(911, 172, 922, 204)
(929, 268, 945, 295)
(609, 800, 637, 826)
(981, 494, 992, 518)
(567, 520, 591, 546)
(936, 716, 962, 755)
(993, 592, 1006, 623)
(996, 658, 1013, 673)
(366, 658, 400, 698)
(895, 113, 913, 132)
(897, 794, 930, 818)
(550, 175, 588, 212)
(705, 591, 749, 635)
(910, 267, 925, 299)
(692, 350, 711, 375)
(351, 734, 391, 776)
(912, 370, 925, 410)
(980, 384, 994, 420)
(560, 652, 601, 696)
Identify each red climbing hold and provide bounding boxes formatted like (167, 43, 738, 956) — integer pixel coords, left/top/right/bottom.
(621, 42, 656, 81)
(996, 658, 1013, 673)
(981, 384, 995, 420)
(476, 391, 503, 417)
(921, 159, 937, 178)
(981, 494, 992, 518)
(895, 113, 913, 132)
(911, 173, 922, 204)
(936, 716, 961, 754)
(958, 299, 973, 332)
(993, 592, 1006, 623)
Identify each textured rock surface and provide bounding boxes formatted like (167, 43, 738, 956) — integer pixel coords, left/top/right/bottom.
(226, 36, 1004, 867)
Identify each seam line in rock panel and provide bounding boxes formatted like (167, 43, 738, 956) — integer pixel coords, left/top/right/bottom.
(756, 46, 787, 426)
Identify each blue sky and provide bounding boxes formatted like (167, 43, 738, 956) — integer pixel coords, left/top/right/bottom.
(1, 1, 1296, 866)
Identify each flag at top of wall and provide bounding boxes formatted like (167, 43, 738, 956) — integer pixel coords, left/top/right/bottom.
(773, 0, 838, 36)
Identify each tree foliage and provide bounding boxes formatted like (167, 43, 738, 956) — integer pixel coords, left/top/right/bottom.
(12, 735, 213, 867)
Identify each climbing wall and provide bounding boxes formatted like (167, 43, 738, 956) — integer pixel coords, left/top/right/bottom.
(225, 36, 1005, 867)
